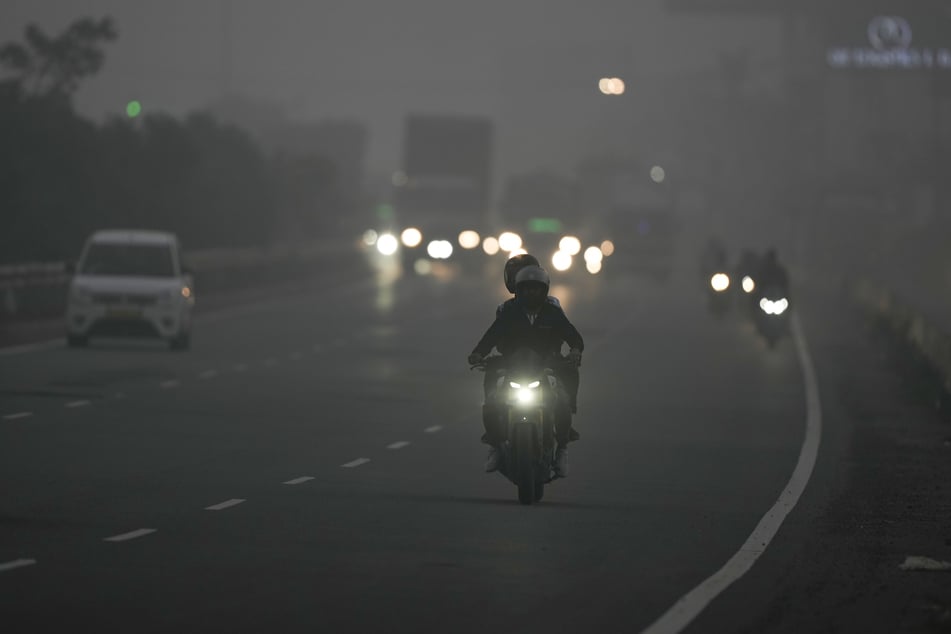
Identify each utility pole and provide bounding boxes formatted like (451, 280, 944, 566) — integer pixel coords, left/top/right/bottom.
(220, 0, 233, 98)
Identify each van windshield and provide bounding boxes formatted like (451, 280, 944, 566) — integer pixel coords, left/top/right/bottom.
(79, 243, 176, 277)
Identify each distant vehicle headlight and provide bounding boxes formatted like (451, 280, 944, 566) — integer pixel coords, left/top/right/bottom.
(401, 228, 422, 248)
(710, 273, 730, 292)
(742, 276, 755, 293)
(376, 233, 399, 256)
(552, 250, 572, 271)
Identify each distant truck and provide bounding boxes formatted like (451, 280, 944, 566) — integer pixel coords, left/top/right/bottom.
(394, 114, 494, 250)
(577, 157, 679, 280)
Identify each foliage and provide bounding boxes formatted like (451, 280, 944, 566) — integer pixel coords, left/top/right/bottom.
(0, 17, 344, 265)
(0, 17, 117, 98)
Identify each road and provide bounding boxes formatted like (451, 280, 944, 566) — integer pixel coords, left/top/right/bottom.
(1, 256, 949, 633)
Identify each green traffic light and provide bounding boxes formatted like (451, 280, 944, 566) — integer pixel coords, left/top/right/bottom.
(126, 100, 142, 118)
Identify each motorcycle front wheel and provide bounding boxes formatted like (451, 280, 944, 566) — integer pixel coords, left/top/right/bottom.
(515, 425, 537, 505)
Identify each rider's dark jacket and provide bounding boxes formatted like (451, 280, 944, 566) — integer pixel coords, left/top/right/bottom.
(472, 298, 584, 360)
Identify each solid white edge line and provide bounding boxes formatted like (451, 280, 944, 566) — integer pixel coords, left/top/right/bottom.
(640, 312, 823, 634)
(423, 425, 442, 433)
(103, 528, 156, 542)
(387, 441, 411, 450)
(160, 380, 180, 389)
(205, 498, 246, 511)
(283, 476, 314, 485)
(199, 370, 218, 379)
(341, 458, 370, 468)
(0, 558, 37, 572)
(3, 412, 34, 420)
(65, 400, 90, 408)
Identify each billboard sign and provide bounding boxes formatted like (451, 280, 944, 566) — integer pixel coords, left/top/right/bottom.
(827, 15, 951, 70)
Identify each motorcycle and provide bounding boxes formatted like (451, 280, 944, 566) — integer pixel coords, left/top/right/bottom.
(474, 349, 566, 505)
(707, 271, 732, 317)
(754, 285, 790, 347)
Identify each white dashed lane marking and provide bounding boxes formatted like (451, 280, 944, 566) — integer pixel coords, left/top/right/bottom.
(104, 529, 156, 543)
(0, 559, 36, 573)
(65, 400, 90, 409)
(387, 441, 410, 450)
(199, 370, 219, 380)
(283, 476, 314, 485)
(424, 425, 443, 433)
(160, 380, 180, 389)
(2, 412, 33, 421)
(341, 458, 370, 468)
(205, 499, 246, 511)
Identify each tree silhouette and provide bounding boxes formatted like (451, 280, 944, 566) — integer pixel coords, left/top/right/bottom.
(0, 16, 117, 98)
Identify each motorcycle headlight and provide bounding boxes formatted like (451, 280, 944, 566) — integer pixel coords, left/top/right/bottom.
(510, 380, 541, 405)
(759, 297, 789, 315)
(515, 388, 537, 404)
(710, 273, 730, 292)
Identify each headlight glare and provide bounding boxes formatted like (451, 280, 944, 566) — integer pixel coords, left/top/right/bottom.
(516, 388, 536, 404)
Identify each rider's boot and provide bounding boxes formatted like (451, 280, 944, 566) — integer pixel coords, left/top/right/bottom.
(554, 446, 568, 477)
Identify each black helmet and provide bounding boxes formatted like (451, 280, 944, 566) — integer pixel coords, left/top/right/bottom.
(503, 253, 540, 294)
(514, 265, 550, 311)
(514, 264, 550, 293)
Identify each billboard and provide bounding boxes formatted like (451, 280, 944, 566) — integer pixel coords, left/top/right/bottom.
(826, 12, 951, 71)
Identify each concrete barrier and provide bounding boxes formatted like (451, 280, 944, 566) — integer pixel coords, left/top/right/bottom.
(852, 278, 951, 395)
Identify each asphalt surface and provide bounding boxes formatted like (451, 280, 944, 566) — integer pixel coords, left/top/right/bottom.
(1, 255, 949, 633)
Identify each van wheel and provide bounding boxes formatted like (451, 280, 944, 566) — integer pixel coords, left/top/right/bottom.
(67, 334, 88, 348)
(169, 332, 191, 351)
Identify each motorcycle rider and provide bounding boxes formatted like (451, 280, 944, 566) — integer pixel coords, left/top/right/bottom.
(468, 265, 584, 477)
(499, 253, 579, 415)
(756, 248, 790, 298)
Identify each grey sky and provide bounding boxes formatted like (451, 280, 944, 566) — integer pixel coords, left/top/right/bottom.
(1, 1, 781, 179)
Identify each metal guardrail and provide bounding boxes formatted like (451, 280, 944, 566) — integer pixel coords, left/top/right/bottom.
(0, 237, 366, 320)
(0, 262, 70, 289)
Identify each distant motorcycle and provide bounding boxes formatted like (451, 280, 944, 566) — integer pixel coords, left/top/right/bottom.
(474, 349, 566, 505)
(754, 285, 790, 347)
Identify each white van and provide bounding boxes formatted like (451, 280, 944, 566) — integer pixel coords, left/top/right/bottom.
(65, 229, 195, 349)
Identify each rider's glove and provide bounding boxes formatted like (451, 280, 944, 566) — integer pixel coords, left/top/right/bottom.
(567, 348, 583, 366)
(468, 352, 484, 366)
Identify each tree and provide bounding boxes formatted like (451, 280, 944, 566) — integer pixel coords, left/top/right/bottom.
(0, 16, 117, 99)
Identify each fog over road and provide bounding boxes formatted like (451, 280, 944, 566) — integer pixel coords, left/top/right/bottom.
(0, 261, 946, 633)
